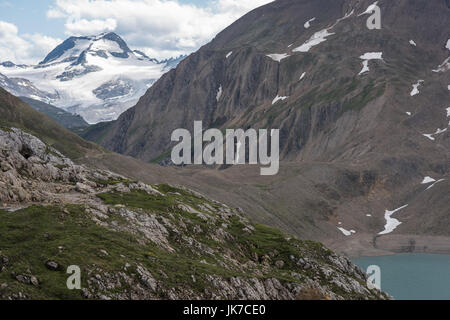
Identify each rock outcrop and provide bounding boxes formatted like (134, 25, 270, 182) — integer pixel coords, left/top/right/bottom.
(0, 127, 388, 300)
(81, 0, 450, 256)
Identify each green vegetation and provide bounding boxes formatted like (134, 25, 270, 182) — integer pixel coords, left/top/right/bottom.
(79, 121, 113, 145)
(0, 184, 383, 300)
(97, 190, 176, 213)
(150, 150, 172, 164)
(19, 97, 89, 130)
(95, 177, 136, 187)
(0, 205, 138, 299)
(260, 77, 386, 128)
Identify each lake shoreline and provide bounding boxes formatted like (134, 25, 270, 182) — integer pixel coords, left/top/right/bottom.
(325, 233, 450, 259)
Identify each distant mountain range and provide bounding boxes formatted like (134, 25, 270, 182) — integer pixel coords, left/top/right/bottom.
(0, 32, 185, 123)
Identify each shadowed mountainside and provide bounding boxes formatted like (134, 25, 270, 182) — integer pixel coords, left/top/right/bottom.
(82, 0, 450, 256)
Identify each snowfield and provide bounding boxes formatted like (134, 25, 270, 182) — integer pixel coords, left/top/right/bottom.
(359, 1, 379, 16)
(0, 33, 180, 123)
(304, 18, 316, 29)
(359, 52, 383, 75)
(379, 205, 408, 235)
(410, 80, 424, 96)
(421, 176, 436, 184)
(216, 85, 223, 102)
(272, 95, 289, 105)
(293, 29, 335, 53)
(422, 128, 448, 141)
(337, 227, 356, 236)
(266, 53, 290, 62)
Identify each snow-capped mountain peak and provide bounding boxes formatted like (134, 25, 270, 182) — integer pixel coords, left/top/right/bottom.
(39, 32, 134, 66)
(0, 32, 185, 123)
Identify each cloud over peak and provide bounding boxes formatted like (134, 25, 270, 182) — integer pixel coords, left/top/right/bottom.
(46, 0, 273, 60)
(0, 20, 62, 64)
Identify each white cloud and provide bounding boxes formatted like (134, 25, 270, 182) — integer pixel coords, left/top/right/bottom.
(46, 0, 273, 60)
(0, 20, 62, 64)
(23, 34, 63, 55)
(65, 18, 117, 35)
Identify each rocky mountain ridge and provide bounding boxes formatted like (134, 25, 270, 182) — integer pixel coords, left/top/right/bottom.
(81, 0, 450, 256)
(0, 126, 387, 300)
(0, 32, 185, 123)
(18, 97, 89, 132)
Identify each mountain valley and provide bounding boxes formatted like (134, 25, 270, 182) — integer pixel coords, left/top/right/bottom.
(82, 0, 450, 257)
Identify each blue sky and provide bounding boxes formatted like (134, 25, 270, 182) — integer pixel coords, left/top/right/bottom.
(0, 1, 62, 38)
(0, 0, 271, 63)
(0, 0, 210, 39)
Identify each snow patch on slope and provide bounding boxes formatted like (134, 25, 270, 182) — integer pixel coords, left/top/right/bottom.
(422, 128, 447, 141)
(272, 95, 289, 105)
(359, 1, 379, 16)
(337, 227, 356, 236)
(410, 80, 424, 96)
(267, 53, 290, 62)
(379, 205, 408, 235)
(304, 18, 316, 29)
(426, 179, 445, 190)
(432, 39, 450, 73)
(293, 29, 335, 53)
(421, 176, 436, 184)
(216, 85, 223, 102)
(432, 57, 450, 73)
(359, 52, 383, 75)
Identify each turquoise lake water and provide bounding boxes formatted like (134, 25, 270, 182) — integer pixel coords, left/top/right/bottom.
(352, 254, 450, 300)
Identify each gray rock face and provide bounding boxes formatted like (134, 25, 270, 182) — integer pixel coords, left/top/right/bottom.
(19, 97, 89, 130)
(0, 127, 96, 204)
(0, 127, 388, 300)
(93, 79, 134, 100)
(56, 65, 102, 81)
(45, 261, 59, 271)
(0, 128, 72, 165)
(81, 0, 450, 256)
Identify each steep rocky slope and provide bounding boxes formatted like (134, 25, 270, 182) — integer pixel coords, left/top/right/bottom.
(83, 0, 450, 256)
(0, 126, 387, 300)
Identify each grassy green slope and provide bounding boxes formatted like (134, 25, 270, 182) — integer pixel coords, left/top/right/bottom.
(19, 96, 89, 131)
(0, 184, 385, 300)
